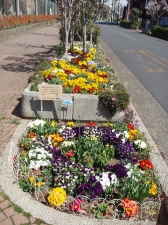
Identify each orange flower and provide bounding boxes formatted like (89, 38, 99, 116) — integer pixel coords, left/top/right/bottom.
(86, 121, 97, 127)
(120, 198, 138, 217)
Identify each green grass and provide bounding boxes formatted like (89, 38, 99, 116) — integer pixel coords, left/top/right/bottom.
(11, 119, 21, 125)
(23, 211, 31, 219)
(36, 220, 43, 225)
(0, 192, 9, 200)
(13, 204, 23, 213)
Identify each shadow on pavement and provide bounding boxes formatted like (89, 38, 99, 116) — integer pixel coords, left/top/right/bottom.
(1, 46, 56, 73)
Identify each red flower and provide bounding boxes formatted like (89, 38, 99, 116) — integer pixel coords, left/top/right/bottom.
(138, 160, 153, 170)
(86, 121, 97, 127)
(88, 87, 95, 93)
(65, 150, 75, 157)
(120, 198, 138, 218)
(72, 85, 82, 94)
(71, 58, 79, 64)
(127, 123, 134, 130)
(70, 199, 84, 212)
(64, 70, 72, 75)
(97, 73, 107, 78)
(28, 132, 36, 138)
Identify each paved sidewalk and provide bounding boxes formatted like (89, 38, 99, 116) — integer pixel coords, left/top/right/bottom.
(0, 22, 60, 225)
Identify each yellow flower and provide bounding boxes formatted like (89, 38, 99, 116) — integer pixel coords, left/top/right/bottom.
(47, 187, 66, 207)
(149, 183, 157, 195)
(146, 181, 150, 185)
(29, 176, 35, 183)
(34, 182, 44, 187)
(67, 122, 75, 127)
(51, 120, 56, 127)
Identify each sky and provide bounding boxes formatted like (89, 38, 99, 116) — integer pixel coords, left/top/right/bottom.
(107, 0, 127, 7)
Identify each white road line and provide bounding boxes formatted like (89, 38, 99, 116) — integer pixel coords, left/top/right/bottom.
(119, 32, 138, 41)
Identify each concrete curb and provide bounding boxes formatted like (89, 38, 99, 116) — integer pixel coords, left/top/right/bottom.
(0, 19, 59, 42)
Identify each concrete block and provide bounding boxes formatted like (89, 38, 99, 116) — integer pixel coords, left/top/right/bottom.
(21, 86, 73, 121)
(73, 94, 124, 122)
(21, 87, 124, 122)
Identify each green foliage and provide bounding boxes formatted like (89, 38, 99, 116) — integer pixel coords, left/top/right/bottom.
(23, 211, 31, 219)
(120, 20, 132, 28)
(13, 204, 23, 213)
(93, 202, 108, 218)
(131, 8, 142, 22)
(152, 25, 168, 40)
(130, 21, 141, 29)
(19, 178, 34, 192)
(99, 83, 130, 116)
(64, 135, 115, 168)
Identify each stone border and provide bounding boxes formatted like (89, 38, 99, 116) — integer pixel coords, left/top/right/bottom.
(20, 85, 124, 122)
(0, 19, 59, 42)
(0, 116, 158, 225)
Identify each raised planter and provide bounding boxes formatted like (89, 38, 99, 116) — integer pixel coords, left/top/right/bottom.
(21, 86, 124, 122)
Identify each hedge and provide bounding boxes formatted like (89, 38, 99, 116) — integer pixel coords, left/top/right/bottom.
(151, 25, 168, 41)
(120, 20, 132, 28)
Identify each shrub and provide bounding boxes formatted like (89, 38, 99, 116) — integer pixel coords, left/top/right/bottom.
(152, 25, 168, 40)
(120, 20, 132, 28)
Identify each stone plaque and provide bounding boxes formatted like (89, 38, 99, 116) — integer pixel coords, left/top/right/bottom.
(39, 84, 62, 100)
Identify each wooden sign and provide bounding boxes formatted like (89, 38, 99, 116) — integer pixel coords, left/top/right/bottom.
(38, 84, 62, 100)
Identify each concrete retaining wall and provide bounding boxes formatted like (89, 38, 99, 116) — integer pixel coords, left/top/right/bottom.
(0, 19, 58, 42)
(21, 86, 124, 122)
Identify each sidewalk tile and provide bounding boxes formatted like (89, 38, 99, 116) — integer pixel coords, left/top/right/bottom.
(0, 196, 4, 203)
(0, 200, 10, 209)
(12, 213, 29, 225)
(0, 218, 13, 225)
(4, 206, 18, 217)
(30, 216, 36, 223)
(0, 212, 6, 222)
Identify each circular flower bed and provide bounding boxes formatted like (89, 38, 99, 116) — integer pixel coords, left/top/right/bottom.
(15, 119, 161, 220)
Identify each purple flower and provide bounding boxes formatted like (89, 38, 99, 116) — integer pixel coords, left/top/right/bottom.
(104, 164, 128, 179)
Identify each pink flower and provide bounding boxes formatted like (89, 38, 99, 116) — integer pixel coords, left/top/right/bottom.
(111, 97, 116, 101)
(70, 199, 84, 212)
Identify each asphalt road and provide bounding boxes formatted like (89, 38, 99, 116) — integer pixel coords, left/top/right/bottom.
(99, 24, 168, 166)
(99, 24, 168, 113)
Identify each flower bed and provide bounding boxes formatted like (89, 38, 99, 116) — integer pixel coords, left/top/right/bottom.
(27, 42, 129, 118)
(14, 119, 162, 221)
(21, 42, 129, 121)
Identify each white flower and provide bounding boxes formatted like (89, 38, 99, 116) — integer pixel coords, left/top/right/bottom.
(123, 131, 129, 139)
(134, 139, 147, 149)
(27, 119, 46, 128)
(62, 141, 75, 147)
(140, 141, 147, 149)
(96, 172, 118, 190)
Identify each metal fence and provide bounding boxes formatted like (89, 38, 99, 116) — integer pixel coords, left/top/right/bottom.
(0, 0, 58, 16)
